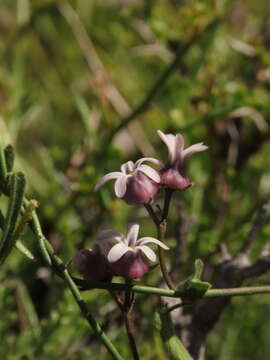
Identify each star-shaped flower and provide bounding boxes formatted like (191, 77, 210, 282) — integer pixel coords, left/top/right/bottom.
(95, 158, 161, 205)
(157, 130, 208, 190)
(98, 224, 169, 279)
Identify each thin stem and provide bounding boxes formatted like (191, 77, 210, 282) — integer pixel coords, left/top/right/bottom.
(124, 312, 140, 360)
(145, 200, 175, 289)
(166, 302, 193, 313)
(62, 268, 124, 360)
(157, 222, 175, 289)
(161, 188, 174, 221)
(26, 199, 123, 360)
(123, 280, 140, 360)
(144, 203, 160, 226)
(78, 280, 270, 299)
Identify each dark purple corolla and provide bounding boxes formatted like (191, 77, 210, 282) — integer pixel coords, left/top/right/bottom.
(73, 241, 114, 282)
(157, 130, 208, 190)
(98, 224, 169, 280)
(94, 159, 161, 205)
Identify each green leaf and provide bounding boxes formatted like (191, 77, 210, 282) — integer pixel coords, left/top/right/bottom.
(155, 306, 194, 360)
(4, 145, 15, 172)
(0, 210, 4, 229)
(0, 172, 26, 264)
(0, 146, 8, 184)
(176, 259, 212, 300)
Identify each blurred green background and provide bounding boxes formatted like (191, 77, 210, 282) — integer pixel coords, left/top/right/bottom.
(1, 0, 270, 359)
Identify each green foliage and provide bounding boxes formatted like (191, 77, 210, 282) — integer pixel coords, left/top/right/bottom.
(0, 172, 26, 264)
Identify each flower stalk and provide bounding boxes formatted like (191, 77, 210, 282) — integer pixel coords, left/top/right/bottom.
(25, 198, 124, 360)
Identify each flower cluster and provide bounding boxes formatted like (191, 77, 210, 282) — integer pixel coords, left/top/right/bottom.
(74, 130, 207, 281)
(73, 224, 168, 280)
(95, 130, 208, 204)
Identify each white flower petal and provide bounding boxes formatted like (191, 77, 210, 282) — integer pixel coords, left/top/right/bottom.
(121, 161, 135, 174)
(182, 143, 208, 161)
(107, 242, 129, 263)
(138, 245, 157, 262)
(114, 175, 127, 197)
(95, 172, 123, 191)
(136, 237, 169, 250)
(175, 133, 185, 156)
(97, 229, 122, 240)
(126, 224, 140, 246)
(157, 130, 177, 164)
(139, 164, 160, 182)
(135, 157, 163, 168)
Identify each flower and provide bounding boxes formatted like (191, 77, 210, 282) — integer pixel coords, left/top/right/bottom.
(95, 158, 161, 205)
(157, 130, 208, 190)
(73, 241, 114, 282)
(98, 224, 169, 280)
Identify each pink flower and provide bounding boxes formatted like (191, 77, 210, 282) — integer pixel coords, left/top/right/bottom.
(95, 158, 161, 205)
(157, 130, 208, 190)
(73, 241, 114, 282)
(98, 224, 169, 280)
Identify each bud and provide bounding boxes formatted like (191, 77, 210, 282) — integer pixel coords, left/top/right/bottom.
(157, 130, 208, 191)
(73, 241, 114, 282)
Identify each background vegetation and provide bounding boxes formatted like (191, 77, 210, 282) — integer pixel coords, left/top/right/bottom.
(1, 0, 270, 359)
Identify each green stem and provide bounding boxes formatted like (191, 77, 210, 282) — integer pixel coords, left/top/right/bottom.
(144, 204, 160, 226)
(156, 308, 194, 360)
(26, 199, 123, 360)
(144, 202, 175, 289)
(62, 268, 124, 360)
(78, 281, 270, 299)
(157, 222, 175, 289)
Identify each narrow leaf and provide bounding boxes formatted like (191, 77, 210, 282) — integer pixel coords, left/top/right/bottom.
(0, 210, 4, 229)
(0, 146, 7, 184)
(4, 145, 15, 172)
(0, 172, 26, 264)
(15, 240, 35, 261)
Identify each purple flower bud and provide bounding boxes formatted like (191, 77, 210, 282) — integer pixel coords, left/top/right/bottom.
(122, 171, 160, 205)
(110, 250, 150, 280)
(73, 241, 114, 282)
(157, 130, 208, 190)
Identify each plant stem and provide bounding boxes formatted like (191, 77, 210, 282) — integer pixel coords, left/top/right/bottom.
(26, 198, 123, 360)
(144, 203, 160, 226)
(123, 280, 140, 360)
(162, 188, 174, 221)
(124, 312, 140, 360)
(145, 201, 175, 289)
(62, 268, 124, 360)
(157, 221, 175, 289)
(78, 280, 270, 299)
